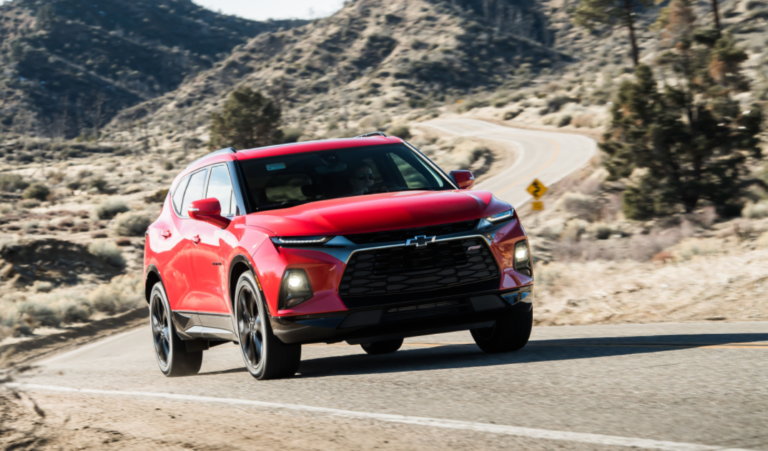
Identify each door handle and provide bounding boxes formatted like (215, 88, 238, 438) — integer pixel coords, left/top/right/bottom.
(160, 230, 172, 238)
(192, 235, 201, 245)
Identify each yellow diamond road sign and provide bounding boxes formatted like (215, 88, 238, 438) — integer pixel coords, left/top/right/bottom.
(526, 179, 548, 199)
(532, 201, 544, 211)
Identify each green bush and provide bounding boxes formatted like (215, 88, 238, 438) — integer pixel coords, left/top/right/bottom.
(88, 241, 126, 268)
(94, 199, 129, 220)
(557, 115, 572, 127)
(503, 110, 521, 120)
(387, 125, 412, 140)
(0, 173, 29, 192)
(144, 188, 169, 204)
(115, 212, 152, 236)
(89, 178, 108, 192)
(22, 183, 50, 201)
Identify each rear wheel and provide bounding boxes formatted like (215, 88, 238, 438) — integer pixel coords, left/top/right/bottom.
(361, 338, 403, 355)
(149, 282, 202, 377)
(235, 271, 301, 380)
(471, 308, 533, 353)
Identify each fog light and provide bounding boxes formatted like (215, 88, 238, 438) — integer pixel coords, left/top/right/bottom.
(288, 274, 304, 289)
(514, 240, 532, 276)
(280, 269, 313, 309)
(515, 246, 528, 261)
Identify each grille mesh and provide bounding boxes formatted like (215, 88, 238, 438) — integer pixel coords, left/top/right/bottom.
(344, 220, 479, 245)
(339, 237, 499, 299)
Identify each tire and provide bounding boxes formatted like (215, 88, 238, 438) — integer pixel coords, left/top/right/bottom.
(149, 282, 203, 377)
(471, 307, 533, 353)
(234, 271, 301, 380)
(361, 338, 403, 355)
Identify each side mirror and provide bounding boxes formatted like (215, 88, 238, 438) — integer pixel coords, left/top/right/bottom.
(189, 198, 231, 228)
(449, 170, 475, 190)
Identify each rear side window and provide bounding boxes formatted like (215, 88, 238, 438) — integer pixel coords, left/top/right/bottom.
(206, 165, 235, 216)
(180, 169, 208, 218)
(172, 176, 190, 215)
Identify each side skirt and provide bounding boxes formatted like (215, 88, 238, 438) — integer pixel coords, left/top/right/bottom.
(172, 311, 236, 342)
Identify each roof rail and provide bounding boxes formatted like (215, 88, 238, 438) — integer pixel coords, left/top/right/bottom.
(355, 131, 387, 138)
(186, 147, 236, 169)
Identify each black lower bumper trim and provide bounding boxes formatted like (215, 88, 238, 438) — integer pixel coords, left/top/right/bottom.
(271, 286, 533, 345)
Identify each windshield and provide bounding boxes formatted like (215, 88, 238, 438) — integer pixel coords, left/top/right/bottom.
(238, 143, 452, 212)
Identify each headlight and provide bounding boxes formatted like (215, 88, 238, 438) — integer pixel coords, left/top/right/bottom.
(271, 236, 334, 247)
(514, 240, 532, 276)
(279, 269, 313, 309)
(485, 208, 514, 223)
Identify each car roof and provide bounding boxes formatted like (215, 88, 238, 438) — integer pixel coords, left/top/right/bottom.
(182, 136, 403, 175)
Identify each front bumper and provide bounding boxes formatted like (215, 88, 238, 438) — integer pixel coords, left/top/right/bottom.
(270, 285, 533, 345)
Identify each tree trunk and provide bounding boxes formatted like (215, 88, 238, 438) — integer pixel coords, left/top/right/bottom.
(711, 0, 721, 37)
(623, 0, 640, 66)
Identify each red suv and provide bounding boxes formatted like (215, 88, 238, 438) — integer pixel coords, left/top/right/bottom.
(144, 134, 533, 380)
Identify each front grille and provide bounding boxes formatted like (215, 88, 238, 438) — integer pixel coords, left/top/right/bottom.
(339, 237, 500, 305)
(381, 300, 472, 324)
(344, 220, 479, 245)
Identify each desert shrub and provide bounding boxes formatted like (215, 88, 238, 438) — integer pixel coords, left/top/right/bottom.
(387, 125, 412, 140)
(162, 161, 174, 171)
(94, 199, 129, 220)
(557, 192, 597, 220)
(571, 113, 597, 128)
(0, 173, 29, 192)
(66, 181, 81, 190)
(89, 178, 108, 192)
(17, 301, 61, 328)
(561, 219, 589, 241)
(60, 299, 92, 323)
(89, 275, 143, 314)
(742, 201, 768, 219)
(18, 199, 40, 209)
(586, 222, 613, 240)
(503, 110, 521, 120)
(144, 188, 169, 204)
(282, 127, 304, 143)
(22, 183, 50, 201)
(115, 212, 151, 237)
(557, 115, 572, 127)
(88, 241, 126, 268)
(673, 238, 721, 262)
(32, 281, 54, 293)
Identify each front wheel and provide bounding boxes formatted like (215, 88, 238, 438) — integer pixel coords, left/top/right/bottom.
(471, 307, 533, 353)
(149, 282, 203, 377)
(361, 338, 403, 355)
(235, 271, 301, 380)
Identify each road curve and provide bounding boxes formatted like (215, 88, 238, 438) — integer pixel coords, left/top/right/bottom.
(420, 118, 597, 206)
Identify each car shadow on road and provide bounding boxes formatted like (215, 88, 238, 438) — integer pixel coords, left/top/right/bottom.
(295, 333, 768, 378)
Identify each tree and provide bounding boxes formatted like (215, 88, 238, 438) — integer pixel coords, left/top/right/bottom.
(573, 0, 653, 66)
(208, 86, 284, 150)
(602, 0, 763, 218)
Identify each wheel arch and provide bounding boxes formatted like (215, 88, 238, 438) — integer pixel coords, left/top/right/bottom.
(228, 254, 264, 312)
(145, 264, 163, 305)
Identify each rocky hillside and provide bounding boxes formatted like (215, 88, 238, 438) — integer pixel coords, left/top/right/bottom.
(104, 0, 566, 146)
(0, 0, 306, 138)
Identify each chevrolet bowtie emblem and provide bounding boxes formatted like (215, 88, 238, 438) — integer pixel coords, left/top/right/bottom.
(405, 235, 436, 247)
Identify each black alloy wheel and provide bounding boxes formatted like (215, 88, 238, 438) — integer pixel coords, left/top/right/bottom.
(237, 282, 264, 370)
(235, 272, 301, 380)
(149, 282, 203, 377)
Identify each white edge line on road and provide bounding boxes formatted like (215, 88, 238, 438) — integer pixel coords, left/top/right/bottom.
(7, 383, 757, 451)
(36, 327, 146, 366)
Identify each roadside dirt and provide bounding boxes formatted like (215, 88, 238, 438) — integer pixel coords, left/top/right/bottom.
(0, 391, 614, 451)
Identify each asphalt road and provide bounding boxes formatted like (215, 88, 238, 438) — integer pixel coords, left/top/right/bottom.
(13, 121, 768, 450)
(15, 322, 768, 450)
(420, 118, 597, 205)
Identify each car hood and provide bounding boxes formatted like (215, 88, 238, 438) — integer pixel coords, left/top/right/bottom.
(245, 190, 510, 236)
